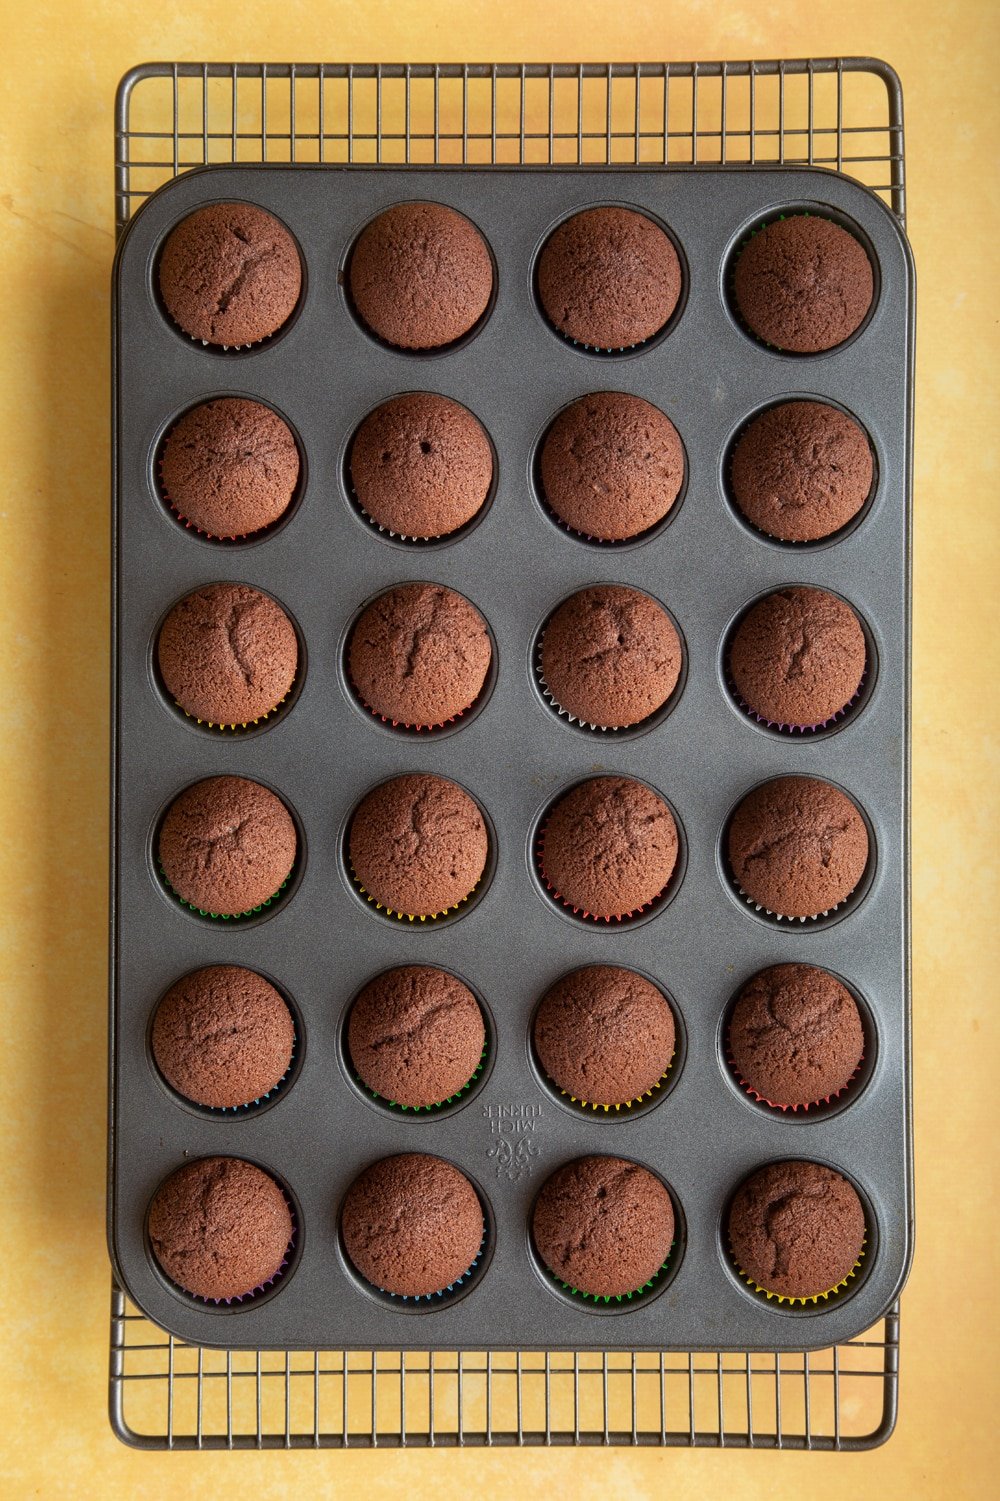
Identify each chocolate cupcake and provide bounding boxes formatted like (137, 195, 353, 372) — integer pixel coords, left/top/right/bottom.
(538, 776, 678, 922)
(349, 392, 493, 540)
(159, 397, 301, 539)
(349, 773, 488, 920)
(728, 1160, 866, 1301)
(539, 393, 684, 541)
(729, 964, 864, 1110)
(158, 202, 301, 347)
(728, 586, 867, 730)
(348, 202, 493, 350)
(730, 400, 874, 543)
(534, 966, 675, 1109)
(727, 775, 868, 920)
(536, 207, 682, 349)
(348, 966, 486, 1109)
(532, 1156, 674, 1300)
(341, 1153, 484, 1298)
(732, 215, 874, 352)
(348, 582, 491, 729)
(159, 775, 297, 917)
(148, 1157, 294, 1302)
(157, 582, 299, 729)
(539, 585, 681, 729)
(151, 965, 296, 1110)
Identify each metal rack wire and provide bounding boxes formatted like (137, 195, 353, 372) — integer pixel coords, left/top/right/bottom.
(110, 57, 905, 1450)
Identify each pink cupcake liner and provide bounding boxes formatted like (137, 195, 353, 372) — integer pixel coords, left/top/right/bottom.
(347, 671, 483, 735)
(167, 1191, 298, 1308)
(724, 655, 867, 735)
(534, 826, 673, 925)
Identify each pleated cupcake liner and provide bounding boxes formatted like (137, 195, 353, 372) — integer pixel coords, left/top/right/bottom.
(730, 1236, 866, 1307)
(349, 862, 481, 924)
(175, 1031, 299, 1116)
(537, 488, 670, 548)
(171, 682, 294, 734)
(159, 864, 292, 922)
(728, 209, 868, 355)
(372, 1232, 487, 1304)
(544, 1051, 675, 1115)
(544, 1245, 675, 1306)
(158, 471, 293, 543)
(346, 670, 482, 735)
(723, 655, 866, 736)
(347, 480, 478, 545)
(725, 1031, 863, 1114)
(533, 630, 670, 733)
(730, 873, 851, 925)
(353, 1045, 488, 1114)
(535, 826, 673, 925)
(165, 1189, 298, 1308)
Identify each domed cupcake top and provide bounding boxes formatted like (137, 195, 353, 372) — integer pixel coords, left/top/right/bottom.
(148, 1156, 293, 1301)
(539, 392, 684, 541)
(349, 773, 488, 918)
(539, 775, 678, 920)
(728, 586, 866, 729)
(159, 397, 301, 539)
(341, 1153, 484, 1298)
(349, 392, 493, 539)
(727, 775, 868, 918)
(348, 582, 491, 728)
(534, 966, 675, 1107)
(730, 400, 873, 543)
(540, 584, 681, 728)
(348, 202, 493, 349)
(728, 1159, 866, 1299)
(158, 202, 301, 346)
(348, 966, 485, 1109)
(157, 582, 298, 728)
(537, 206, 682, 348)
(732, 215, 874, 352)
(152, 965, 295, 1109)
(158, 775, 297, 916)
(532, 1155, 674, 1298)
(729, 963, 864, 1108)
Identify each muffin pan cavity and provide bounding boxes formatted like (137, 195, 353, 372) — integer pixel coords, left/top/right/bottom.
(112, 165, 912, 1353)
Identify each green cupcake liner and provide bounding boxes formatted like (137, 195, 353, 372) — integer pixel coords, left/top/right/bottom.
(354, 1045, 488, 1114)
(547, 1245, 676, 1306)
(158, 864, 292, 922)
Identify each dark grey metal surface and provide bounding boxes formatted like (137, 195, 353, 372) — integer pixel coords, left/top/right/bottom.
(111, 161, 913, 1357)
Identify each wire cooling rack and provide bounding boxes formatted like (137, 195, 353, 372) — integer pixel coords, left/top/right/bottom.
(110, 58, 905, 1450)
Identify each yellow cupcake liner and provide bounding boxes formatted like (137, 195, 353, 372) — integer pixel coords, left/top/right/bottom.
(553, 1053, 675, 1114)
(732, 1237, 866, 1306)
(173, 685, 292, 734)
(351, 864, 481, 924)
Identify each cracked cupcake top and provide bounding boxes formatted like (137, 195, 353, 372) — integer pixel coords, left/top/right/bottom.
(540, 584, 681, 728)
(727, 775, 868, 918)
(341, 1153, 484, 1298)
(728, 586, 866, 728)
(732, 215, 874, 353)
(730, 400, 874, 543)
(728, 1159, 865, 1299)
(539, 775, 678, 919)
(157, 582, 298, 727)
(348, 965, 485, 1108)
(159, 397, 301, 538)
(152, 965, 295, 1110)
(532, 1155, 674, 1297)
(729, 963, 864, 1108)
(539, 392, 684, 540)
(158, 202, 302, 346)
(349, 773, 488, 918)
(348, 201, 493, 350)
(350, 392, 493, 539)
(534, 966, 675, 1107)
(158, 775, 297, 916)
(536, 206, 682, 348)
(148, 1156, 293, 1302)
(348, 582, 491, 728)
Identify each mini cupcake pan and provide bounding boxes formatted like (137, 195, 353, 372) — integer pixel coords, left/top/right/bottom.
(110, 165, 913, 1352)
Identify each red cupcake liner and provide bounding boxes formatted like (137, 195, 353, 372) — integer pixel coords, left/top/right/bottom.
(725, 1029, 864, 1114)
(724, 654, 867, 735)
(346, 670, 482, 735)
(534, 823, 674, 925)
(158, 470, 292, 543)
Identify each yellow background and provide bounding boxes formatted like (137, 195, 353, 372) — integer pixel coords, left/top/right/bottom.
(1, 0, 997, 1496)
